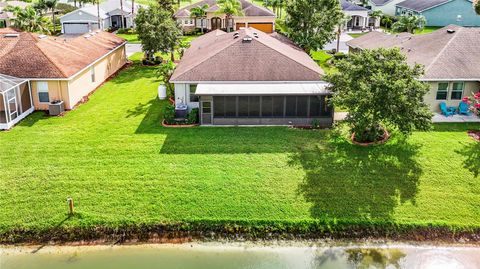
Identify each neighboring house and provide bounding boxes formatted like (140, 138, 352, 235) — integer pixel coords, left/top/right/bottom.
(174, 0, 276, 33)
(367, 0, 405, 16)
(346, 25, 480, 112)
(0, 28, 127, 129)
(170, 28, 333, 126)
(395, 0, 480, 26)
(60, 0, 144, 34)
(0, 1, 30, 28)
(341, 0, 380, 30)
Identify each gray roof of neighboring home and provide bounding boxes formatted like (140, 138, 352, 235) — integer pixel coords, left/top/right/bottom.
(170, 28, 323, 82)
(396, 0, 451, 12)
(174, 0, 275, 18)
(370, 0, 394, 5)
(341, 0, 369, 11)
(0, 1, 29, 9)
(346, 25, 480, 80)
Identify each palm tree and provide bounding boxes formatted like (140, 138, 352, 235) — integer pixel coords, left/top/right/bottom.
(12, 6, 51, 34)
(44, 0, 58, 33)
(392, 15, 426, 34)
(369, 10, 382, 29)
(336, 13, 351, 52)
(216, 0, 243, 32)
(131, 0, 135, 27)
(120, 0, 124, 28)
(190, 4, 208, 33)
(97, 0, 101, 30)
(381, 15, 394, 30)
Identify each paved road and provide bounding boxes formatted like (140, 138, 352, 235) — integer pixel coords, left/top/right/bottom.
(126, 43, 142, 57)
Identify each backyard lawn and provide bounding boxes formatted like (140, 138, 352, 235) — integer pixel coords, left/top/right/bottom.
(0, 54, 479, 238)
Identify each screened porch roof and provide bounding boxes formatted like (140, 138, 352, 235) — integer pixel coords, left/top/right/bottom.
(0, 74, 28, 93)
(195, 82, 330, 96)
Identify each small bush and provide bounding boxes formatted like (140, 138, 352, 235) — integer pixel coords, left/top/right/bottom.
(476, 1, 480, 15)
(163, 103, 176, 124)
(116, 28, 135, 34)
(311, 119, 321, 129)
(333, 52, 346, 60)
(186, 108, 199, 124)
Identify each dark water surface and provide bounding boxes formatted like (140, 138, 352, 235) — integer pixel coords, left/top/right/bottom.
(1, 243, 479, 269)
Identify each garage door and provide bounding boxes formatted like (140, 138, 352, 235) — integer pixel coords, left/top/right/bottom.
(248, 23, 273, 33)
(62, 22, 97, 34)
(236, 23, 246, 30)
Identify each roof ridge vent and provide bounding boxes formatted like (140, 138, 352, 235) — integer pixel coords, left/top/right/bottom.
(38, 34, 47, 39)
(447, 29, 456, 34)
(253, 32, 259, 38)
(83, 34, 91, 38)
(233, 32, 239, 39)
(242, 36, 252, 42)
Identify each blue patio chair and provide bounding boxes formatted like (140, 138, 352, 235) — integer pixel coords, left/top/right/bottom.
(439, 102, 455, 116)
(458, 101, 471, 116)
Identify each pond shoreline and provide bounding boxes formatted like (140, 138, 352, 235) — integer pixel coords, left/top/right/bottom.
(2, 221, 480, 245)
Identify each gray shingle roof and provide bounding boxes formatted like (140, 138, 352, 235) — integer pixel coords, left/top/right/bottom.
(346, 25, 480, 80)
(170, 28, 323, 82)
(396, 0, 451, 12)
(174, 0, 275, 18)
(370, 0, 394, 5)
(341, 0, 369, 11)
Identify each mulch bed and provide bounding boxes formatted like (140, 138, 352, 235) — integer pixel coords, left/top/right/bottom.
(162, 120, 198, 128)
(351, 129, 390, 146)
(467, 130, 480, 141)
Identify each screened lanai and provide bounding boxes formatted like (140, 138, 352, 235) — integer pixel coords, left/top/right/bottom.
(0, 74, 33, 130)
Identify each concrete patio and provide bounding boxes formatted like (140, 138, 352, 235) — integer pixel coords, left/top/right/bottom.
(432, 113, 480, 123)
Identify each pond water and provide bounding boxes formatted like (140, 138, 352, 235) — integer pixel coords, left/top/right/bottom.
(1, 242, 480, 269)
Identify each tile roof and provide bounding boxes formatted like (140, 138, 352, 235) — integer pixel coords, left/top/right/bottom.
(341, 0, 369, 11)
(346, 25, 480, 80)
(0, 28, 126, 79)
(396, 0, 451, 12)
(174, 0, 275, 18)
(170, 28, 323, 82)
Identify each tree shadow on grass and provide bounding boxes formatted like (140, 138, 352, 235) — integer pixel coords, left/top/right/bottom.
(457, 140, 480, 178)
(290, 132, 422, 221)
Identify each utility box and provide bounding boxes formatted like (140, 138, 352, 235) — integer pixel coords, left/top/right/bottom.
(49, 100, 65, 116)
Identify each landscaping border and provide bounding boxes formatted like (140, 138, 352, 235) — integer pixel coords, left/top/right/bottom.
(161, 120, 199, 128)
(351, 129, 390, 146)
(2, 220, 480, 244)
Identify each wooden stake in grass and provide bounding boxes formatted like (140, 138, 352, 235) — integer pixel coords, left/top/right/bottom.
(67, 197, 74, 216)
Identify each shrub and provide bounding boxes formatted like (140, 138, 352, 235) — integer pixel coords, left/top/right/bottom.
(475, 0, 480, 15)
(163, 103, 176, 124)
(116, 28, 135, 34)
(186, 108, 199, 124)
(333, 52, 346, 60)
(311, 119, 321, 129)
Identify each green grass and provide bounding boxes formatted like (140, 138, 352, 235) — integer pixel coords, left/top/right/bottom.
(1, 55, 480, 237)
(415, 26, 442, 35)
(348, 32, 368, 38)
(310, 50, 336, 75)
(117, 33, 141, 43)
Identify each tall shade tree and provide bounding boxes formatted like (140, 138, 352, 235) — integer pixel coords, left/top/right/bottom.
(190, 4, 208, 33)
(325, 48, 432, 143)
(135, 5, 182, 61)
(12, 6, 51, 34)
(475, 0, 480, 15)
(158, 0, 175, 14)
(285, 0, 343, 54)
(33, 0, 48, 15)
(44, 0, 58, 33)
(392, 15, 426, 34)
(216, 0, 243, 32)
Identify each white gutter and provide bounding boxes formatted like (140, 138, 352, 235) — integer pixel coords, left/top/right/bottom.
(170, 80, 326, 84)
(20, 41, 127, 81)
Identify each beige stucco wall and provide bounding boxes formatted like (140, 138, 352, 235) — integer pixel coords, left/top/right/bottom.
(30, 80, 69, 110)
(30, 45, 126, 110)
(424, 81, 480, 112)
(67, 45, 126, 109)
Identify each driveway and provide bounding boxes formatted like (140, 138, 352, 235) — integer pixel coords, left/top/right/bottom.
(324, 33, 353, 53)
(126, 43, 142, 57)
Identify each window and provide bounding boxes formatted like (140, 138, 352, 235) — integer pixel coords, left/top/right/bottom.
(309, 96, 322, 117)
(285, 96, 296, 117)
(225, 96, 236, 117)
(272, 96, 284, 117)
(436, 82, 448, 100)
(451, 82, 464, 100)
(202, 102, 211, 114)
(249, 96, 260, 117)
(213, 96, 225, 117)
(37, 82, 49, 103)
(261, 96, 273, 117)
(296, 96, 308, 117)
(189, 84, 199, 102)
(90, 66, 95, 83)
(238, 96, 249, 117)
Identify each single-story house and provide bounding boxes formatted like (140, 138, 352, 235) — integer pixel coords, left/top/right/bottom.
(366, 0, 405, 16)
(395, 0, 480, 27)
(60, 0, 144, 34)
(341, 0, 380, 30)
(174, 0, 276, 33)
(170, 28, 333, 126)
(346, 25, 480, 112)
(0, 28, 127, 129)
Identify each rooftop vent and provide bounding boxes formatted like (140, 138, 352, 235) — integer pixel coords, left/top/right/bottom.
(447, 29, 456, 34)
(83, 34, 91, 38)
(38, 34, 47, 39)
(242, 36, 252, 42)
(4, 33, 19, 38)
(233, 32, 239, 39)
(253, 32, 259, 38)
